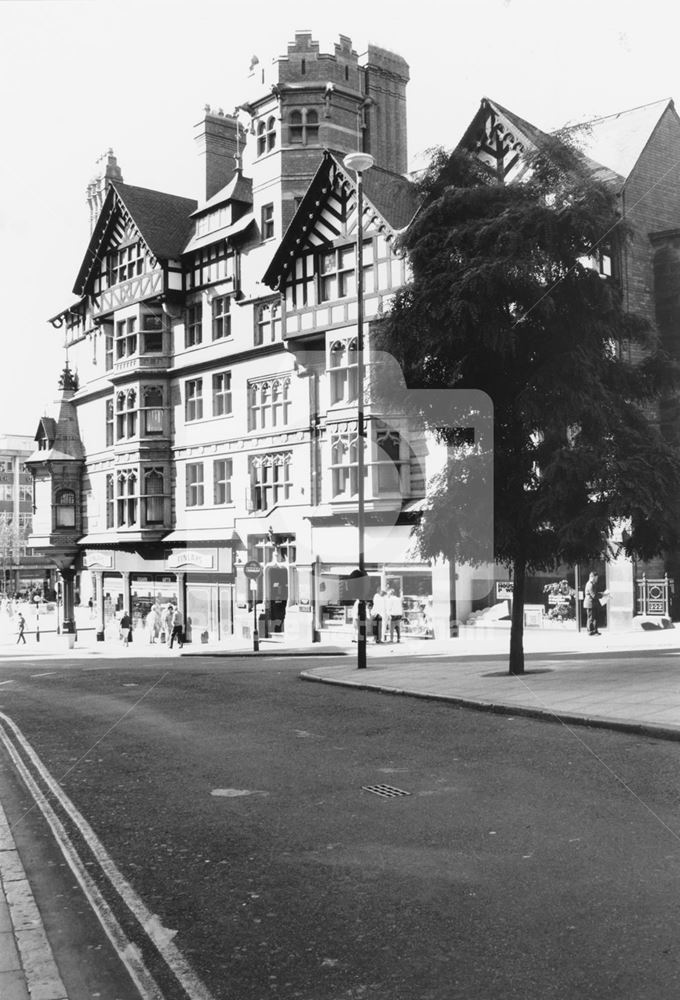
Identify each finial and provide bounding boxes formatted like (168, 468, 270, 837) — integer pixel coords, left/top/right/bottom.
(58, 364, 79, 392)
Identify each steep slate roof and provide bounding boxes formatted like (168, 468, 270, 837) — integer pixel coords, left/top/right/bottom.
(362, 161, 421, 231)
(560, 98, 674, 182)
(112, 182, 197, 258)
(73, 182, 197, 296)
(263, 150, 420, 290)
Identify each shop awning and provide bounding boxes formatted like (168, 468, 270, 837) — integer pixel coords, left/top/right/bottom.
(163, 527, 239, 543)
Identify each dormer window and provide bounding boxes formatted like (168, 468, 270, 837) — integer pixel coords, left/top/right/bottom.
(54, 489, 76, 528)
(257, 116, 276, 156)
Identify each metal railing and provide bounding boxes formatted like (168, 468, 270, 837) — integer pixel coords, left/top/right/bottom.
(635, 574, 672, 616)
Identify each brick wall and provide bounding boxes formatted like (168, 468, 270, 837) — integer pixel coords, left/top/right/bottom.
(621, 105, 680, 362)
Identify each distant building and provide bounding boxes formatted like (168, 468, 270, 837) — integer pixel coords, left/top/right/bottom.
(0, 434, 46, 594)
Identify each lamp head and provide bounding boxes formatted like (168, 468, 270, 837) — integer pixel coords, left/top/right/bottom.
(343, 152, 374, 174)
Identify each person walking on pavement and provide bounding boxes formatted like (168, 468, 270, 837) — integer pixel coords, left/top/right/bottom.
(16, 612, 26, 644)
(386, 587, 403, 643)
(169, 606, 184, 649)
(584, 572, 603, 635)
(119, 611, 132, 646)
(371, 588, 387, 643)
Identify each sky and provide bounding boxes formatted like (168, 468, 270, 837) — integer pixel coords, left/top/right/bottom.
(1, 0, 678, 433)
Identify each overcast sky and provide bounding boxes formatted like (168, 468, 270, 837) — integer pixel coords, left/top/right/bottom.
(1, 0, 677, 433)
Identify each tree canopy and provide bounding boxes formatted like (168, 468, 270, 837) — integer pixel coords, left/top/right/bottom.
(374, 137, 680, 674)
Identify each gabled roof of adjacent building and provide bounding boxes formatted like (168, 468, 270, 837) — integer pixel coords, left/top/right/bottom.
(457, 95, 677, 190)
(263, 149, 420, 290)
(73, 182, 197, 296)
(560, 98, 675, 183)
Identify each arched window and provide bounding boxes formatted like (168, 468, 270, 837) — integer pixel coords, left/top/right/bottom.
(328, 338, 358, 404)
(54, 489, 76, 528)
(116, 470, 137, 526)
(116, 390, 137, 439)
(257, 116, 276, 156)
(142, 468, 164, 525)
(289, 108, 319, 146)
(374, 420, 403, 494)
(142, 386, 163, 435)
(105, 398, 114, 446)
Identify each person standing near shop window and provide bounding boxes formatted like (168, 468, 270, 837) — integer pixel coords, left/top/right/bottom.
(386, 587, 403, 643)
(584, 572, 603, 636)
(370, 588, 387, 643)
(169, 606, 184, 649)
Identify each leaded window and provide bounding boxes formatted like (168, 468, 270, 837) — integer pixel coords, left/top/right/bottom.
(254, 300, 281, 346)
(186, 463, 204, 507)
(248, 377, 291, 430)
(212, 296, 231, 340)
(248, 453, 292, 511)
(212, 371, 232, 417)
(328, 338, 358, 405)
(116, 389, 137, 439)
(142, 468, 165, 525)
(142, 386, 163, 435)
(185, 379, 203, 421)
(214, 459, 233, 505)
(185, 303, 203, 348)
(116, 470, 137, 527)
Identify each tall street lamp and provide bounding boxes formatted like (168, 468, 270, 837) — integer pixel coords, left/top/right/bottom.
(343, 151, 374, 670)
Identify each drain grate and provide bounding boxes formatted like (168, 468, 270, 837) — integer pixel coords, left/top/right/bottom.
(361, 784, 411, 798)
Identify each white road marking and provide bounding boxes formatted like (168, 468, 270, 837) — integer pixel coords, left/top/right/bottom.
(30, 672, 57, 678)
(210, 788, 269, 798)
(0, 680, 14, 686)
(0, 711, 216, 1000)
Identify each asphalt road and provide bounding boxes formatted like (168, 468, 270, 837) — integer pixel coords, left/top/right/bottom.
(0, 653, 679, 1000)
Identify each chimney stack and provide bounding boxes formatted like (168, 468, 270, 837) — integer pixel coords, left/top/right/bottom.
(195, 107, 244, 201)
(86, 149, 123, 233)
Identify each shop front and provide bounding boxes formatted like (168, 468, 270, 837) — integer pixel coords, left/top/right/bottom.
(167, 547, 234, 644)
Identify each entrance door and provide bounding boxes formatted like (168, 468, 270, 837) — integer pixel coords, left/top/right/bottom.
(267, 564, 289, 633)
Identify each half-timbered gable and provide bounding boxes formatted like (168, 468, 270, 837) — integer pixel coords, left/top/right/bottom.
(263, 151, 418, 339)
(72, 182, 196, 319)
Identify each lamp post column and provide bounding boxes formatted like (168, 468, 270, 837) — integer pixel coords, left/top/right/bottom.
(343, 151, 374, 670)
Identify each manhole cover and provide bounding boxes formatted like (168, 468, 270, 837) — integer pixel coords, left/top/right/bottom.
(361, 784, 411, 798)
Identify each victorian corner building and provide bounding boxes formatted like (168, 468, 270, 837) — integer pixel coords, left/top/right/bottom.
(27, 32, 680, 639)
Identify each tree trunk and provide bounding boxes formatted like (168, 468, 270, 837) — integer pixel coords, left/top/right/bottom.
(509, 556, 526, 675)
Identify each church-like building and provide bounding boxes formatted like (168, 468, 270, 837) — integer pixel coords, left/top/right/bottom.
(27, 33, 680, 641)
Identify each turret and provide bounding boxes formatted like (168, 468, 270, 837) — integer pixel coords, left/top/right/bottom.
(86, 149, 124, 233)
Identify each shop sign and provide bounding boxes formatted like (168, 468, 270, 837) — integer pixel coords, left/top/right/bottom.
(168, 551, 214, 570)
(496, 581, 514, 600)
(87, 553, 113, 569)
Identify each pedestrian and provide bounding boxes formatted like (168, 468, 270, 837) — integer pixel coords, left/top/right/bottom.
(386, 587, 403, 643)
(584, 572, 603, 636)
(370, 588, 387, 643)
(88, 596, 95, 618)
(147, 601, 162, 643)
(351, 599, 360, 642)
(169, 606, 184, 649)
(161, 603, 174, 643)
(119, 611, 132, 646)
(16, 612, 26, 645)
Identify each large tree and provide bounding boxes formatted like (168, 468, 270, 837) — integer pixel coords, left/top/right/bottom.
(375, 138, 680, 674)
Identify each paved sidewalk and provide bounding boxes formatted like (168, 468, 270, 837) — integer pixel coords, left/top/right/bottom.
(301, 625, 680, 741)
(0, 802, 67, 1000)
